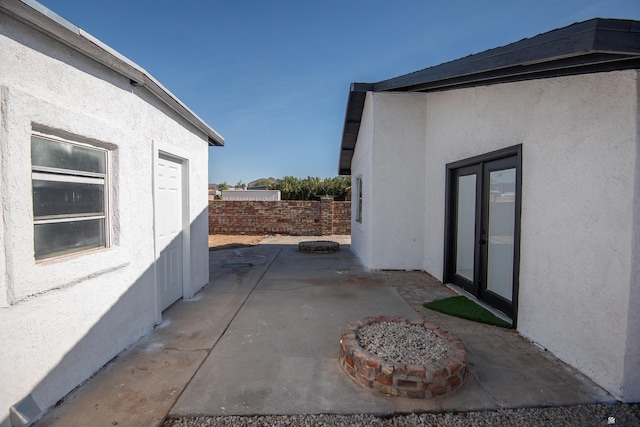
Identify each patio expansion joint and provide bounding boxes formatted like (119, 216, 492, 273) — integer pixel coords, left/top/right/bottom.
(260, 284, 323, 291)
(166, 247, 283, 414)
(162, 347, 211, 353)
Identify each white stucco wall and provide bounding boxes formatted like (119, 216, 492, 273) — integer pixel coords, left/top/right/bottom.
(510, 72, 637, 403)
(426, 71, 639, 402)
(627, 87, 640, 398)
(351, 94, 374, 266)
(353, 70, 639, 401)
(0, 11, 210, 425)
(350, 92, 426, 270)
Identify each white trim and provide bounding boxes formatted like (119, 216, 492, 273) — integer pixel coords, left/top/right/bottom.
(32, 166, 106, 179)
(180, 157, 191, 299)
(34, 215, 105, 224)
(154, 150, 190, 312)
(32, 172, 104, 184)
(355, 176, 363, 223)
(151, 140, 161, 324)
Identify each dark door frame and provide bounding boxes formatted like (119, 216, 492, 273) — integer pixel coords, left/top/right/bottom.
(444, 163, 482, 296)
(443, 144, 522, 325)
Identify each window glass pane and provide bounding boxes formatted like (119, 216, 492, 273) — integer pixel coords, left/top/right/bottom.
(34, 219, 105, 260)
(33, 179, 104, 217)
(486, 168, 516, 301)
(32, 136, 106, 174)
(456, 174, 476, 281)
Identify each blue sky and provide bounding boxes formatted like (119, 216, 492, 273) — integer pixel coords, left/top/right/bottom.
(38, 0, 640, 185)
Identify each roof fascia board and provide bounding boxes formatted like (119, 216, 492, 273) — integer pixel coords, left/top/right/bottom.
(1, 0, 224, 146)
(375, 18, 640, 92)
(338, 83, 373, 175)
(338, 18, 640, 174)
(390, 52, 640, 93)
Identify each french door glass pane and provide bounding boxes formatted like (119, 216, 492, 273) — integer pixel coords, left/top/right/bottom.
(486, 168, 516, 300)
(456, 174, 476, 281)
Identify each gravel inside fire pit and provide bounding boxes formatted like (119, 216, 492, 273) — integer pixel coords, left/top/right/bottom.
(356, 321, 449, 365)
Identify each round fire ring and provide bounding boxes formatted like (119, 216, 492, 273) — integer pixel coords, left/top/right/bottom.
(222, 262, 253, 268)
(298, 240, 340, 254)
(339, 316, 467, 399)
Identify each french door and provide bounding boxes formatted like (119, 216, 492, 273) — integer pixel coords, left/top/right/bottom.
(444, 146, 522, 322)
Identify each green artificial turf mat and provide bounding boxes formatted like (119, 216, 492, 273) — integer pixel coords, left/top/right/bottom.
(423, 296, 512, 328)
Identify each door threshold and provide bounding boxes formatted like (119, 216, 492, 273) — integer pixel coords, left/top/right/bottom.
(444, 283, 513, 326)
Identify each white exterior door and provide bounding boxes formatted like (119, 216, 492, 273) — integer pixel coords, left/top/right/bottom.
(156, 153, 184, 310)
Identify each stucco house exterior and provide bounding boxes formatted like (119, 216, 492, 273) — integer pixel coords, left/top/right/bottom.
(339, 18, 640, 403)
(0, 1, 223, 425)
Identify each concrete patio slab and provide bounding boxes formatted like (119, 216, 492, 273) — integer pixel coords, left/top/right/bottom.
(35, 237, 614, 427)
(171, 245, 421, 417)
(36, 346, 208, 427)
(36, 246, 282, 427)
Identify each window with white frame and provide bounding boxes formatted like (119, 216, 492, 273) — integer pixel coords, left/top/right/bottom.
(31, 134, 109, 260)
(356, 176, 363, 223)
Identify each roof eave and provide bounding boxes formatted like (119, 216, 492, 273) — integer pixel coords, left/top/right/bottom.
(338, 18, 640, 174)
(338, 83, 373, 175)
(1, 0, 225, 146)
(375, 18, 640, 93)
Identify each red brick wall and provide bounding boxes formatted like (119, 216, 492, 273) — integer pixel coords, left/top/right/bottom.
(332, 200, 351, 235)
(209, 198, 351, 236)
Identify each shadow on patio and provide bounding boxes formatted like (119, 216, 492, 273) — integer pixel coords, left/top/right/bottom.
(36, 236, 614, 426)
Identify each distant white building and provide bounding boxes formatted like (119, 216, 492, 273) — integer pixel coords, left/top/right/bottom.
(339, 18, 640, 403)
(221, 189, 281, 201)
(0, 1, 223, 425)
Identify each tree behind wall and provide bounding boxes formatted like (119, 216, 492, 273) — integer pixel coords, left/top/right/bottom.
(270, 176, 351, 200)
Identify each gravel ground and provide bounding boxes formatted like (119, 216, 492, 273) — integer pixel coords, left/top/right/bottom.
(163, 403, 640, 427)
(357, 321, 449, 365)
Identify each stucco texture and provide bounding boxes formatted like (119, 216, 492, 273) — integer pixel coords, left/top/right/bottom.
(349, 71, 640, 402)
(351, 92, 426, 270)
(0, 10, 211, 424)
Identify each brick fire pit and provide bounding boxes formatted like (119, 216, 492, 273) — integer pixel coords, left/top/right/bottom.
(339, 316, 467, 399)
(298, 240, 340, 254)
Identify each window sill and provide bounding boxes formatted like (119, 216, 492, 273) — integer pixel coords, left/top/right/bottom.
(35, 245, 109, 264)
